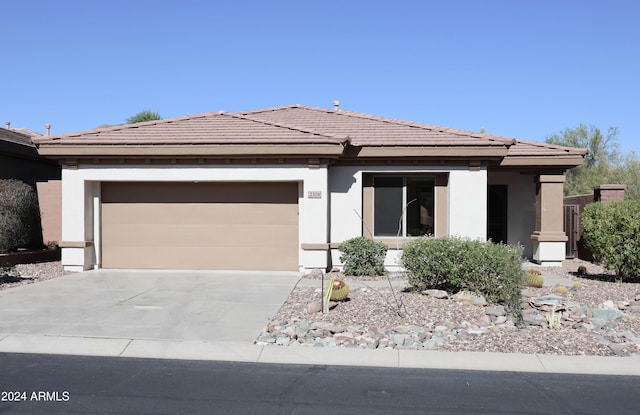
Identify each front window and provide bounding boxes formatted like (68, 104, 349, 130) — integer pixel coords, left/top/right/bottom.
(373, 176, 435, 237)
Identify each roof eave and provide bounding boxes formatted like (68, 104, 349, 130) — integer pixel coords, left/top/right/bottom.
(354, 146, 509, 158)
(36, 143, 346, 158)
(499, 155, 585, 168)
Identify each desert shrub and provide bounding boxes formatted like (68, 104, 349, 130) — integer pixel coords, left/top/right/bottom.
(401, 236, 524, 307)
(0, 180, 43, 253)
(581, 200, 640, 282)
(338, 236, 387, 276)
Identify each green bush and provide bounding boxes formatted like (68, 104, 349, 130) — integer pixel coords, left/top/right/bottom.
(401, 236, 524, 307)
(0, 180, 43, 253)
(581, 200, 640, 282)
(339, 236, 388, 276)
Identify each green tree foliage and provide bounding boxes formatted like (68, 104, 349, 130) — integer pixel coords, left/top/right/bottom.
(126, 110, 162, 124)
(0, 180, 43, 253)
(610, 151, 640, 200)
(546, 124, 619, 168)
(581, 200, 640, 281)
(545, 124, 640, 199)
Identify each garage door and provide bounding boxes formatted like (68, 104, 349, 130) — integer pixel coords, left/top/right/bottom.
(100, 182, 299, 270)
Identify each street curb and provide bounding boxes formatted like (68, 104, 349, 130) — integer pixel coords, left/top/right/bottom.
(1, 333, 639, 376)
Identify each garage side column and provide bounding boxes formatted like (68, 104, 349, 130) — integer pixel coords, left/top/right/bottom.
(531, 174, 567, 266)
(299, 163, 329, 272)
(59, 166, 96, 272)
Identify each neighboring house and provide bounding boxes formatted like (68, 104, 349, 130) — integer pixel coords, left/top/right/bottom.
(0, 125, 62, 245)
(33, 104, 586, 272)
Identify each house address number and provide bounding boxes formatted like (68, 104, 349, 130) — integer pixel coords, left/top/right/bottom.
(307, 191, 322, 199)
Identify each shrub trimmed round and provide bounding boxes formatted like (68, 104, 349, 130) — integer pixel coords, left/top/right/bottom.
(338, 236, 388, 276)
(401, 236, 524, 308)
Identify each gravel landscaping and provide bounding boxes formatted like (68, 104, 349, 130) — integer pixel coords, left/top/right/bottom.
(259, 259, 640, 357)
(2, 259, 640, 357)
(0, 261, 70, 290)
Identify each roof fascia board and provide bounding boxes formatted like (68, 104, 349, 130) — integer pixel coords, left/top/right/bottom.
(36, 144, 345, 157)
(355, 147, 509, 158)
(500, 156, 585, 167)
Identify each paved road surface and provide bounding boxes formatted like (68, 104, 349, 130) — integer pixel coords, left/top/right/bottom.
(1, 353, 639, 414)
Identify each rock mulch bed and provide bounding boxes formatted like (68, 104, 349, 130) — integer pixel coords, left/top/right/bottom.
(257, 260, 640, 357)
(0, 261, 69, 291)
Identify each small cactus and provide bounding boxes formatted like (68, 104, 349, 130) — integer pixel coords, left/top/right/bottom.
(573, 281, 582, 290)
(330, 279, 349, 301)
(523, 269, 544, 288)
(577, 265, 587, 276)
(555, 285, 568, 295)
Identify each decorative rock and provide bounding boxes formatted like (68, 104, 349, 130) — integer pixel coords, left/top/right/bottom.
(478, 315, 492, 326)
(307, 302, 322, 314)
(617, 301, 630, 310)
(307, 268, 323, 278)
(422, 289, 449, 299)
(393, 325, 409, 333)
(522, 310, 545, 326)
(531, 295, 564, 306)
(601, 300, 617, 310)
(495, 316, 508, 325)
(592, 308, 625, 321)
(486, 306, 506, 317)
(256, 336, 276, 344)
(452, 291, 487, 306)
(423, 337, 446, 350)
(276, 337, 290, 346)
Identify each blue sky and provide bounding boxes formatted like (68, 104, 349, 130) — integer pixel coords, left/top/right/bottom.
(3, 0, 638, 152)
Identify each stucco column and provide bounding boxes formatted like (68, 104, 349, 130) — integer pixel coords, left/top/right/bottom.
(59, 167, 97, 272)
(531, 174, 567, 266)
(299, 164, 330, 271)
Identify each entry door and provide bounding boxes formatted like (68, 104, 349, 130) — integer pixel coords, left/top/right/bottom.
(487, 185, 508, 244)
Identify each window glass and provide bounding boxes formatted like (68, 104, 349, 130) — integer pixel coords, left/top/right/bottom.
(407, 178, 435, 236)
(373, 177, 403, 236)
(373, 176, 435, 237)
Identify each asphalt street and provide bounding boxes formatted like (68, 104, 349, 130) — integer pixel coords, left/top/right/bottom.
(1, 353, 639, 414)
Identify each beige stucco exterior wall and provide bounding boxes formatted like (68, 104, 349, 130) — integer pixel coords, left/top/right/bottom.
(35, 180, 62, 245)
(487, 171, 536, 259)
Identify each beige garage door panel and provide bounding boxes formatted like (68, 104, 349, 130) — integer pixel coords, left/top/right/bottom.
(104, 203, 297, 225)
(101, 182, 299, 270)
(103, 246, 295, 270)
(104, 223, 297, 248)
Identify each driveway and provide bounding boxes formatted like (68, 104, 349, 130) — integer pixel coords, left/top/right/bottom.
(0, 269, 301, 343)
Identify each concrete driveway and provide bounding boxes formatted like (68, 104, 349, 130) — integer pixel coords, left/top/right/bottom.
(0, 269, 301, 343)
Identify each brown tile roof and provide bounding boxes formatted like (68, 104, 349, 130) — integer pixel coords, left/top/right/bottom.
(33, 111, 347, 146)
(33, 104, 587, 162)
(240, 105, 588, 157)
(0, 128, 35, 147)
(239, 105, 515, 148)
(507, 139, 588, 157)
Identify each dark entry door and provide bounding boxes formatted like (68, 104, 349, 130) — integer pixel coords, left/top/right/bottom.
(487, 185, 508, 244)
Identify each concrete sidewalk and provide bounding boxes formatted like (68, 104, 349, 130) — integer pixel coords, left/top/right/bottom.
(1, 269, 639, 376)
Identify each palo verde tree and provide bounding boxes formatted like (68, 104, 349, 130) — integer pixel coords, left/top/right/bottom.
(545, 124, 619, 196)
